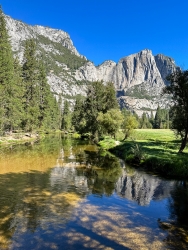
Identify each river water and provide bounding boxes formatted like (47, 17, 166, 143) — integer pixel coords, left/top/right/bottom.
(0, 134, 187, 249)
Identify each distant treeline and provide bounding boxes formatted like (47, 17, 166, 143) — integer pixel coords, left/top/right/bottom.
(135, 107, 170, 129)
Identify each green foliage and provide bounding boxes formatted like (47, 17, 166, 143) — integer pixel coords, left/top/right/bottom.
(122, 115, 138, 139)
(38, 61, 60, 130)
(163, 69, 188, 153)
(72, 95, 86, 133)
(62, 100, 72, 131)
(21, 39, 61, 132)
(103, 82, 119, 111)
(97, 109, 123, 138)
(0, 9, 61, 134)
(84, 81, 107, 138)
(22, 39, 40, 131)
(10, 57, 25, 129)
(110, 129, 188, 178)
(79, 81, 119, 140)
(154, 106, 169, 129)
(130, 141, 145, 163)
(98, 136, 116, 150)
(139, 112, 152, 129)
(0, 6, 16, 131)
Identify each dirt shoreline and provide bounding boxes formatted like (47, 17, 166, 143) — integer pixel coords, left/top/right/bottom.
(0, 133, 39, 146)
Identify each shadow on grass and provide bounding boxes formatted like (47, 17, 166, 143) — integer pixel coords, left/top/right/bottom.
(110, 140, 188, 179)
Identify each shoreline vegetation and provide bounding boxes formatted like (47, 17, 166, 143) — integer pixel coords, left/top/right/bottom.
(0, 131, 41, 147)
(0, 130, 79, 147)
(98, 129, 188, 179)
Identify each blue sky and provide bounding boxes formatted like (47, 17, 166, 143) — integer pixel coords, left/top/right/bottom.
(1, 0, 188, 68)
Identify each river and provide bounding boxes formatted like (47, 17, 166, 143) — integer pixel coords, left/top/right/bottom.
(0, 134, 187, 249)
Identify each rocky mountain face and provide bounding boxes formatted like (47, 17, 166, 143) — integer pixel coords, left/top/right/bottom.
(5, 14, 179, 114)
(5, 14, 88, 106)
(115, 167, 175, 206)
(50, 164, 175, 206)
(75, 49, 178, 115)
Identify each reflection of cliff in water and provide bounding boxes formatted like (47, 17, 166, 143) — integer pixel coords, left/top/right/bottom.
(115, 167, 175, 206)
(50, 148, 175, 206)
(50, 151, 123, 197)
(50, 166, 89, 195)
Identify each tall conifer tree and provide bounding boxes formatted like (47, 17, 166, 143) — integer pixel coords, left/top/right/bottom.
(10, 57, 25, 130)
(22, 39, 40, 131)
(38, 60, 60, 130)
(0, 6, 15, 132)
(62, 100, 72, 131)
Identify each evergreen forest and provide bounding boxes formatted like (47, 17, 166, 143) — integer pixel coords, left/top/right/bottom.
(0, 7, 61, 134)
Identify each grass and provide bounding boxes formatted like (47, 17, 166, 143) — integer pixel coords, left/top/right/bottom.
(98, 136, 117, 150)
(99, 129, 188, 179)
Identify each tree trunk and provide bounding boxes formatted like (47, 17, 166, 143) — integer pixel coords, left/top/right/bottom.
(178, 130, 188, 153)
(123, 134, 128, 141)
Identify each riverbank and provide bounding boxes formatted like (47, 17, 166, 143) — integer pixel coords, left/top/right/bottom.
(0, 132, 42, 147)
(0, 130, 79, 148)
(99, 129, 188, 179)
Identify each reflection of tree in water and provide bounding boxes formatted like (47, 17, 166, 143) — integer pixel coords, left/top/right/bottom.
(0, 170, 82, 249)
(0, 134, 63, 248)
(83, 151, 122, 196)
(158, 181, 188, 249)
(169, 181, 188, 226)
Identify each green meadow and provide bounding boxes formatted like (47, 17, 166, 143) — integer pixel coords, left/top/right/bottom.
(102, 129, 188, 179)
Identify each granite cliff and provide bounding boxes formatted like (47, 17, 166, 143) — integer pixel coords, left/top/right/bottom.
(5, 14, 179, 114)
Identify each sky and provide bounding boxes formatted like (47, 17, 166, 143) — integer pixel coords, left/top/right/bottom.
(1, 0, 188, 68)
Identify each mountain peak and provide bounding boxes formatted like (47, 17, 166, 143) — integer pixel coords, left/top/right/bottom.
(5, 13, 179, 115)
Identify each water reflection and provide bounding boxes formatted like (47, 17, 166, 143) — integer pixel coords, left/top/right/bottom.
(0, 135, 187, 249)
(158, 181, 188, 249)
(168, 181, 188, 226)
(116, 167, 175, 206)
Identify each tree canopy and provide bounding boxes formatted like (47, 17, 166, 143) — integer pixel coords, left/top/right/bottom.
(164, 69, 188, 153)
(97, 109, 123, 139)
(72, 81, 119, 140)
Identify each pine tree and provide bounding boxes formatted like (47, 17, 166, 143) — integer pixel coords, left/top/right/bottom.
(164, 70, 188, 152)
(84, 81, 106, 138)
(166, 111, 170, 129)
(104, 82, 119, 112)
(150, 111, 154, 127)
(51, 96, 61, 130)
(10, 57, 25, 130)
(154, 106, 162, 129)
(37, 60, 58, 129)
(0, 6, 15, 132)
(22, 39, 40, 132)
(72, 95, 85, 133)
(140, 112, 148, 129)
(57, 94, 63, 130)
(62, 100, 72, 131)
(83, 81, 118, 139)
(139, 112, 152, 129)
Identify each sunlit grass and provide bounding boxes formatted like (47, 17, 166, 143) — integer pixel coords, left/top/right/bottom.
(134, 129, 176, 141)
(109, 129, 188, 178)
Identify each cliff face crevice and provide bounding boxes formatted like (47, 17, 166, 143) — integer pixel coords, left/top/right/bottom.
(5, 14, 179, 114)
